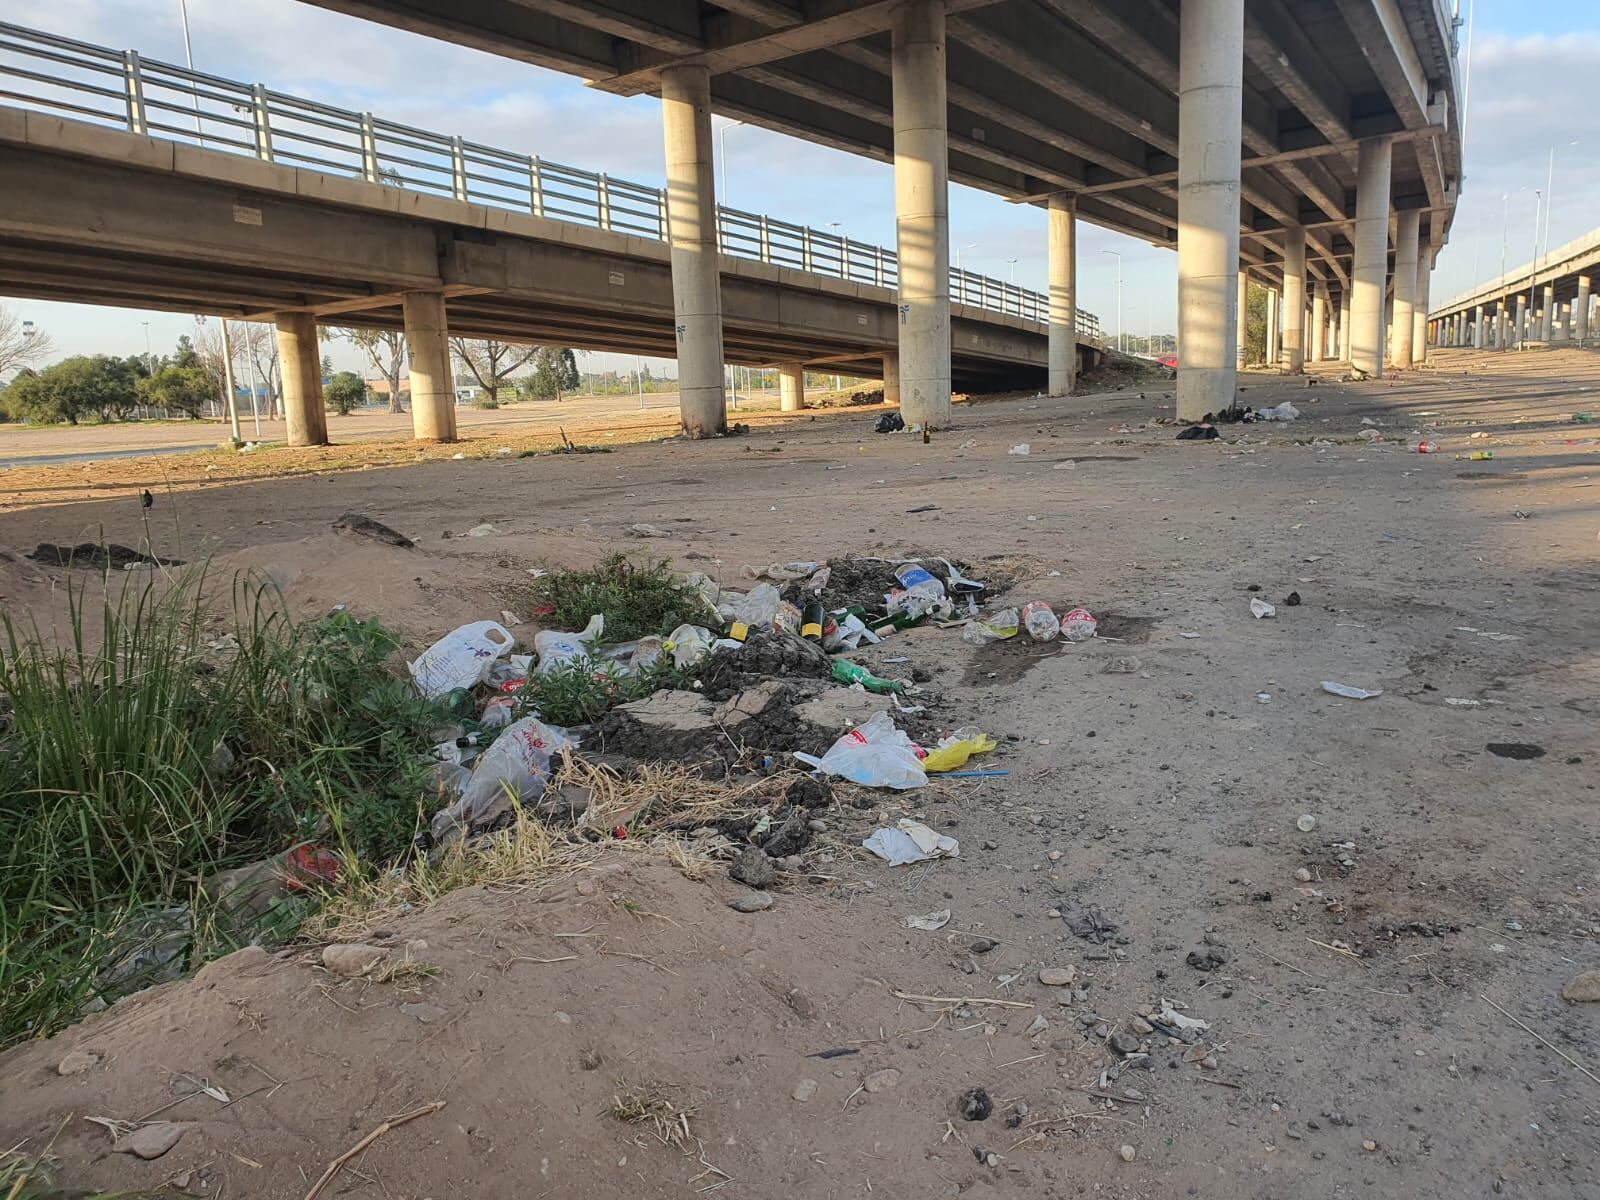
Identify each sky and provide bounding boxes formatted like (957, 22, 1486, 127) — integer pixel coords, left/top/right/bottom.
(3, 0, 1597, 377)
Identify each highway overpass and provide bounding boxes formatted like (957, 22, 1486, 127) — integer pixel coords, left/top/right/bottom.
(1428, 227, 1600, 351)
(0, 22, 1101, 445)
(290, 0, 1465, 426)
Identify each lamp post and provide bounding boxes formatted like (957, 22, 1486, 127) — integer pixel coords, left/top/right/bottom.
(718, 120, 744, 211)
(1006, 258, 1017, 284)
(1100, 249, 1123, 353)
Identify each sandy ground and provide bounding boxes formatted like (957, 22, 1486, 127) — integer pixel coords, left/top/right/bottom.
(0, 388, 795, 465)
(1, 347, 1598, 1199)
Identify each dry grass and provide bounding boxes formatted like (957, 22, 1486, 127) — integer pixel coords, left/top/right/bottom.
(306, 755, 799, 941)
(606, 1081, 697, 1148)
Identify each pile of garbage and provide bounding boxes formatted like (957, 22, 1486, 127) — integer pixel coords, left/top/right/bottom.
(405, 554, 1012, 854)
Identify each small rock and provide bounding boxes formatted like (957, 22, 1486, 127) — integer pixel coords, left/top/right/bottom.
(792, 1078, 818, 1103)
(1121, 1087, 1145, 1102)
(957, 1087, 994, 1121)
(1110, 1031, 1141, 1055)
(114, 1123, 186, 1160)
(1200, 1055, 1219, 1070)
(1202, 931, 1225, 947)
(1038, 967, 1076, 986)
(863, 1068, 900, 1093)
(982, 839, 999, 851)
(1363, 1140, 1378, 1152)
(729, 892, 774, 913)
(399, 1002, 448, 1024)
(1093, 1022, 1111, 1039)
(1130, 1017, 1154, 1035)
(1026, 1014, 1049, 1037)
(1119, 1144, 1136, 1163)
(57, 1049, 100, 1076)
(729, 847, 777, 889)
(1294, 867, 1313, 882)
(1561, 970, 1600, 1003)
(575, 878, 598, 896)
(807, 819, 828, 832)
(322, 943, 384, 977)
(1048, 850, 1063, 862)
(969, 938, 998, 954)
(1186, 947, 1227, 971)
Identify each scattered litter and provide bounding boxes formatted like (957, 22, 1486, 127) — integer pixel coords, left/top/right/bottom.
(830, 659, 903, 695)
(875, 411, 905, 433)
(1321, 681, 1383, 700)
(1158, 1003, 1210, 1033)
(409, 621, 515, 699)
(1021, 600, 1059, 641)
(432, 717, 576, 839)
(1060, 903, 1118, 944)
(905, 909, 952, 931)
(795, 712, 927, 789)
(534, 614, 605, 674)
(1008, 443, 1031, 456)
(1257, 401, 1300, 421)
(1295, 815, 1316, 832)
(1486, 742, 1545, 760)
(465, 522, 498, 537)
(1180, 631, 1201, 639)
(1054, 460, 1076, 470)
(863, 818, 959, 865)
(1444, 697, 1482, 708)
(1176, 425, 1219, 441)
(627, 523, 671, 538)
(922, 729, 998, 773)
(906, 504, 939, 514)
(1249, 598, 1276, 619)
(962, 609, 1020, 645)
(1061, 607, 1098, 642)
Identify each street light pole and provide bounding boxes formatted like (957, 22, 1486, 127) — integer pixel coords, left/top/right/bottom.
(718, 120, 744, 212)
(1100, 249, 1123, 353)
(1526, 189, 1542, 346)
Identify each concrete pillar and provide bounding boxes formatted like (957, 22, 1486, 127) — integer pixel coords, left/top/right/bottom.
(1515, 294, 1528, 346)
(778, 362, 805, 411)
(1175, 0, 1244, 419)
(1281, 226, 1306, 372)
(1236, 271, 1249, 369)
(1047, 194, 1077, 395)
(1539, 285, 1554, 342)
(1309, 283, 1327, 364)
(660, 65, 726, 438)
(1265, 287, 1279, 366)
(1474, 305, 1484, 349)
(1412, 250, 1431, 364)
(891, 0, 951, 428)
(274, 312, 327, 447)
(1391, 210, 1419, 366)
(1338, 289, 1351, 361)
(881, 351, 901, 406)
(400, 292, 456, 442)
(1576, 276, 1592, 345)
(1350, 140, 1392, 377)
(1554, 302, 1570, 342)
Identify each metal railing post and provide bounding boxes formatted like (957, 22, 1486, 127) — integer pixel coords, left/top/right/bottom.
(802, 227, 813, 272)
(655, 186, 665, 238)
(450, 135, 468, 201)
(875, 250, 884, 287)
(530, 157, 545, 217)
(359, 112, 379, 181)
(759, 216, 771, 263)
(598, 173, 611, 230)
(251, 84, 273, 161)
(122, 50, 147, 135)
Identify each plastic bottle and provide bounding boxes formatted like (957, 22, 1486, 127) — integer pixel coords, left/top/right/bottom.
(1060, 607, 1098, 642)
(801, 600, 826, 642)
(1412, 440, 1439, 454)
(890, 563, 946, 617)
(1021, 600, 1060, 642)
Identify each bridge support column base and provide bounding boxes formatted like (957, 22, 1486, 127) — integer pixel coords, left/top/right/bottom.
(1576, 276, 1591, 345)
(1047, 194, 1076, 395)
(661, 64, 727, 439)
(1309, 282, 1327, 364)
(404, 291, 457, 441)
(275, 312, 328, 447)
(778, 362, 805, 412)
(891, 0, 951, 429)
(1175, 0, 1243, 421)
(1350, 139, 1392, 377)
(1282, 224, 1306, 373)
(881, 351, 900, 406)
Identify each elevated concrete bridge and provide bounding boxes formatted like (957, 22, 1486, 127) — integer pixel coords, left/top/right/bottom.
(0, 22, 1101, 445)
(1428, 227, 1600, 352)
(293, 0, 1465, 425)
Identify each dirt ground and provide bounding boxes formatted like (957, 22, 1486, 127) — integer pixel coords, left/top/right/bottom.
(1, 347, 1598, 1199)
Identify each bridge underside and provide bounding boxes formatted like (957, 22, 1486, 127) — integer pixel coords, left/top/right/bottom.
(0, 126, 1068, 392)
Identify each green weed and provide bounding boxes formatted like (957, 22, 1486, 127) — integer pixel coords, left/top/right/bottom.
(526, 553, 715, 645)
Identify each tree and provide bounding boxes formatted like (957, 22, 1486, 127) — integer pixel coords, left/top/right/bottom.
(138, 365, 215, 418)
(521, 346, 581, 400)
(1245, 282, 1269, 364)
(238, 322, 281, 419)
(0, 355, 140, 424)
(171, 335, 201, 370)
(339, 327, 407, 414)
(0, 307, 54, 380)
(450, 337, 538, 407)
(325, 370, 368, 415)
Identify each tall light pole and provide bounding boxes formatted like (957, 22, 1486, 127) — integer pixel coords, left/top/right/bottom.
(1100, 249, 1123, 353)
(1543, 140, 1579, 262)
(177, 0, 205, 144)
(1526, 189, 1542, 345)
(954, 242, 976, 271)
(1006, 258, 1017, 284)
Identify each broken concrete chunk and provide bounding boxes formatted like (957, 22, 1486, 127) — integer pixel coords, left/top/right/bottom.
(322, 943, 385, 977)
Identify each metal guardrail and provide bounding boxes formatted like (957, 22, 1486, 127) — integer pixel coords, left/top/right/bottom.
(0, 20, 1101, 342)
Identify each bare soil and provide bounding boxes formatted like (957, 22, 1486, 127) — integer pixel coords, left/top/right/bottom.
(2, 348, 1598, 1199)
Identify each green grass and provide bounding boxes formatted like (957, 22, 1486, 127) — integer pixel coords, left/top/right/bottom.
(527, 553, 716, 646)
(512, 657, 695, 727)
(0, 571, 447, 1047)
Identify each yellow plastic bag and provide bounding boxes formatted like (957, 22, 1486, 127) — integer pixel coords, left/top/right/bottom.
(922, 729, 998, 773)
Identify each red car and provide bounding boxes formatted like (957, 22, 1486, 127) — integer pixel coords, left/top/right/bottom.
(1155, 354, 1178, 369)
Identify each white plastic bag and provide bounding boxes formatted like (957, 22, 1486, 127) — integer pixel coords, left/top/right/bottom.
(534, 613, 604, 675)
(436, 716, 576, 833)
(863, 819, 959, 865)
(664, 623, 715, 668)
(409, 621, 515, 699)
(719, 583, 781, 629)
(793, 711, 927, 789)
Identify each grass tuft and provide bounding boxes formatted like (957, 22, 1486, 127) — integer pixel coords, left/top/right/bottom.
(526, 554, 715, 645)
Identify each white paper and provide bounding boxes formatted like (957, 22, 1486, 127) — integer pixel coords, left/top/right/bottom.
(863, 819, 960, 866)
(1321, 681, 1383, 700)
